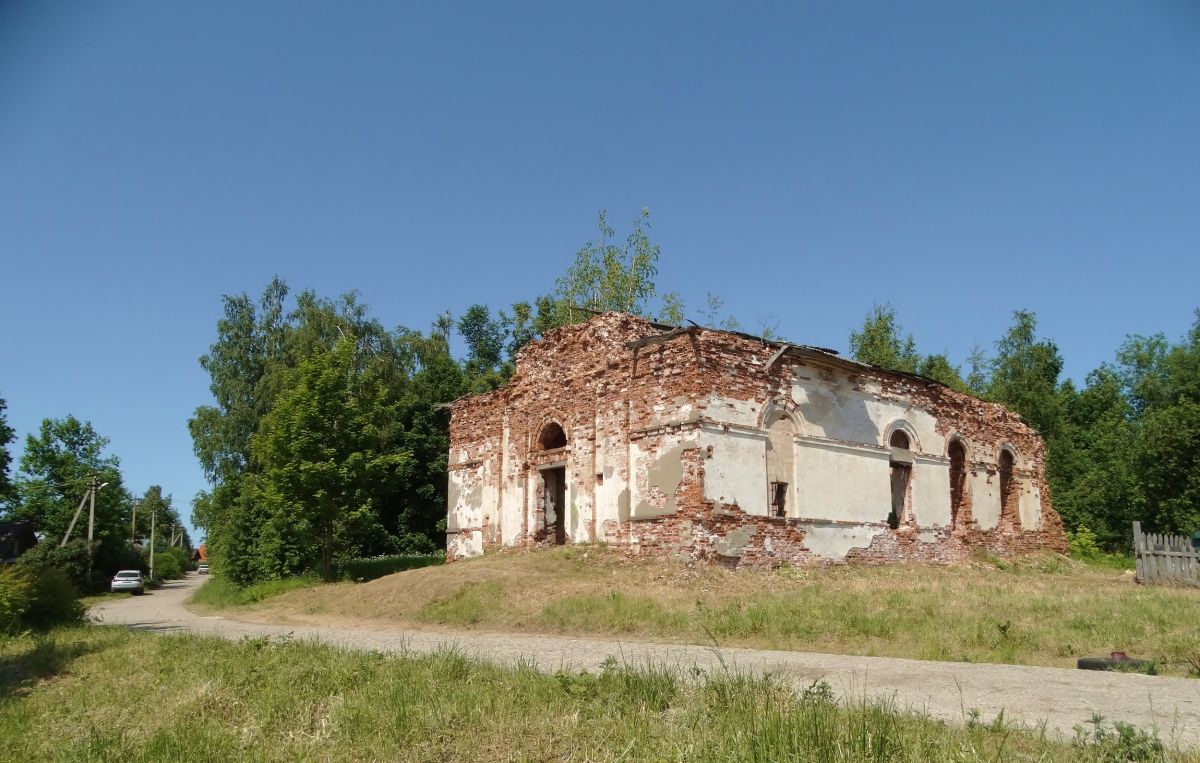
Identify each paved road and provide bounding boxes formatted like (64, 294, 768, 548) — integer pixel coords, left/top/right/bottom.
(92, 574, 1200, 748)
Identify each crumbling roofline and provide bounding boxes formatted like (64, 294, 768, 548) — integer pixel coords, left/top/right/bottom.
(626, 320, 1012, 412)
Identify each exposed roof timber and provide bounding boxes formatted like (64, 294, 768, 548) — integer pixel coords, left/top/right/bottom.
(628, 321, 961, 393)
(765, 344, 791, 369)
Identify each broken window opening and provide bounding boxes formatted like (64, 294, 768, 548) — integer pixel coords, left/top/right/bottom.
(770, 481, 787, 517)
(888, 430, 912, 529)
(765, 413, 795, 518)
(948, 439, 966, 528)
(998, 449, 1015, 520)
(537, 422, 567, 450)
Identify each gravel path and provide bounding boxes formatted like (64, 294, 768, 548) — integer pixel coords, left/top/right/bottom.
(92, 574, 1200, 748)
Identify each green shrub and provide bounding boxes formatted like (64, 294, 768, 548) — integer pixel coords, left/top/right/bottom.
(0, 566, 34, 633)
(22, 567, 84, 629)
(166, 546, 192, 573)
(337, 552, 444, 582)
(1067, 525, 1103, 559)
(18, 541, 89, 589)
(152, 552, 183, 580)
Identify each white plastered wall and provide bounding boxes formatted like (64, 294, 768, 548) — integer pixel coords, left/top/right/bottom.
(700, 425, 769, 514)
(970, 470, 1001, 530)
(1018, 479, 1042, 529)
(795, 440, 891, 523)
(911, 458, 952, 527)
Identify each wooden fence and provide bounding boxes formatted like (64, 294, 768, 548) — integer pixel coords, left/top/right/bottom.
(1133, 521, 1200, 587)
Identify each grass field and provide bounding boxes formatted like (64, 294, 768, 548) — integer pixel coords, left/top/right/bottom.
(218, 547, 1200, 676)
(0, 626, 1185, 761)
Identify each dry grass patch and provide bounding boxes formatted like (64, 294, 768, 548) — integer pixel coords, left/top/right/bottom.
(236, 547, 1200, 675)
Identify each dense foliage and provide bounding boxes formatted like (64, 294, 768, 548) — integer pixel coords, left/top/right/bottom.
(338, 552, 445, 582)
(0, 564, 83, 633)
(850, 305, 1200, 549)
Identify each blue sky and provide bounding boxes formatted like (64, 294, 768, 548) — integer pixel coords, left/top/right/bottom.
(2, 2, 1198, 541)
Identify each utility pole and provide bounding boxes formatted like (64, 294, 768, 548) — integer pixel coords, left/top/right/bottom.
(61, 488, 93, 547)
(86, 472, 98, 587)
(148, 503, 156, 581)
(130, 497, 139, 549)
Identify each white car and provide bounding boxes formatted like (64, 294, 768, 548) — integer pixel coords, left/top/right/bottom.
(111, 570, 145, 595)
(197, 563, 209, 575)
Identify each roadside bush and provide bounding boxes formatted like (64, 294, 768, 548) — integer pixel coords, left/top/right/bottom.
(18, 541, 89, 590)
(338, 552, 444, 582)
(165, 546, 192, 573)
(22, 566, 84, 629)
(0, 565, 82, 632)
(96, 543, 147, 579)
(0, 565, 34, 634)
(152, 552, 183, 580)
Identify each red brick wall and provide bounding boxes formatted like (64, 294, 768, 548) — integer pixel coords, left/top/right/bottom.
(448, 313, 1069, 566)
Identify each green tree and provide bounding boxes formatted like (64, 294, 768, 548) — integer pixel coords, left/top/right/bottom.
(249, 340, 414, 579)
(190, 279, 452, 583)
(138, 485, 190, 552)
(8, 417, 128, 545)
(1054, 368, 1144, 548)
(987, 310, 1067, 441)
(0, 396, 14, 505)
(917, 353, 969, 393)
(964, 344, 991, 397)
(1137, 400, 1200, 535)
(658, 292, 687, 327)
(457, 304, 510, 392)
(3, 416, 135, 586)
(849, 304, 920, 374)
(1131, 311, 1200, 535)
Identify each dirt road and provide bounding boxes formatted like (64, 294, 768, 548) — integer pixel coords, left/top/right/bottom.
(92, 573, 1200, 747)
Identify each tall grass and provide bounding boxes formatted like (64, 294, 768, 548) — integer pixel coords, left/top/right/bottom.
(190, 574, 322, 608)
(0, 625, 1185, 762)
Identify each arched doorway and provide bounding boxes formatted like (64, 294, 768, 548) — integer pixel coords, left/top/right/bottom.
(536, 421, 568, 545)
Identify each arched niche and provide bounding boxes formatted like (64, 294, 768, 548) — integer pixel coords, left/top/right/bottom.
(536, 421, 567, 451)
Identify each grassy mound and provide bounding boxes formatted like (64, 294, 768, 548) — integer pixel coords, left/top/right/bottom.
(236, 547, 1200, 675)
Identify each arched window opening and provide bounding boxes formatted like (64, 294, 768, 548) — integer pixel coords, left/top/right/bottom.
(948, 439, 967, 528)
(998, 449, 1016, 520)
(888, 429, 913, 529)
(538, 422, 567, 450)
(765, 415, 795, 517)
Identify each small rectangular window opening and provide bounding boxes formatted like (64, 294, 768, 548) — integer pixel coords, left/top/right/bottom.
(770, 481, 787, 517)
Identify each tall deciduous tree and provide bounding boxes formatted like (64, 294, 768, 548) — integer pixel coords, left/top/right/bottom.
(249, 340, 415, 578)
(849, 304, 920, 374)
(917, 354, 969, 393)
(987, 310, 1067, 442)
(0, 396, 14, 504)
(1054, 368, 1143, 547)
(4, 416, 138, 582)
(190, 279, 457, 584)
(1133, 311, 1200, 535)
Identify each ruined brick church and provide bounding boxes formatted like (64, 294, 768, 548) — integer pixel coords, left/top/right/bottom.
(446, 313, 1067, 566)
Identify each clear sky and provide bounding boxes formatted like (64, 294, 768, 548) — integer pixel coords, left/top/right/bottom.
(2, 2, 1198, 542)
